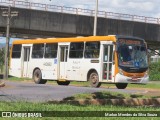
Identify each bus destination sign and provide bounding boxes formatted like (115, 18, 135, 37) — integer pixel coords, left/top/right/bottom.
(118, 39, 141, 45)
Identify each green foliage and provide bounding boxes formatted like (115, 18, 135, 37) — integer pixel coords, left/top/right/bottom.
(149, 62, 160, 81)
(8, 76, 31, 81)
(128, 83, 160, 89)
(0, 48, 5, 73)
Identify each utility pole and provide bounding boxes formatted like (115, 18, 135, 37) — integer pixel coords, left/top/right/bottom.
(1, 6, 18, 80)
(93, 0, 98, 36)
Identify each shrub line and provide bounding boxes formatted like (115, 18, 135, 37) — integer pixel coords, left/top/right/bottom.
(48, 98, 160, 106)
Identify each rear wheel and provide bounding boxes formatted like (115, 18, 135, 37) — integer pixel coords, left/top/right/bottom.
(116, 83, 128, 89)
(57, 81, 70, 86)
(89, 72, 101, 88)
(33, 69, 47, 84)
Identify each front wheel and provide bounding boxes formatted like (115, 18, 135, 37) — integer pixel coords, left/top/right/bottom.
(115, 83, 128, 89)
(33, 69, 47, 84)
(89, 72, 101, 88)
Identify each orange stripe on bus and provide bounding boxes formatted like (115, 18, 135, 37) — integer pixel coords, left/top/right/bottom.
(12, 36, 117, 44)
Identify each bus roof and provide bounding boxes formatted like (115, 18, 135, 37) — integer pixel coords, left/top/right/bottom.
(12, 35, 145, 45)
(12, 36, 117, 44)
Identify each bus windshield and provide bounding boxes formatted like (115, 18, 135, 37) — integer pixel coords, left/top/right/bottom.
(117, 38, 148, 72)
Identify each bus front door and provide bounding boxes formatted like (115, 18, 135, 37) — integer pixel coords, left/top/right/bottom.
(59, 46, 68, 79)
(22, 47, 30, 78)
(102, 45, 114, 81)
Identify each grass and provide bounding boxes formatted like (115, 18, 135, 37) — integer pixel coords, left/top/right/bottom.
(0, 102, 160, 120)
(0, 101, 160, 111)
(63, 91, 152, 101)
(7, 76, 31, 81)
(128, 83, 160, 89)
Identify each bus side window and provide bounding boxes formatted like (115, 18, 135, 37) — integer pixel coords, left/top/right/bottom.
(32, 44, 44, 58)
(12, 44, 22, 58)
(44, 43, 58, 58)
(84, 42, 100, 58)
(69, 42, 84, 58)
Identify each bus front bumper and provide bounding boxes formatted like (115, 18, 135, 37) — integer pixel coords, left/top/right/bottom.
(115, 73, 149, 84)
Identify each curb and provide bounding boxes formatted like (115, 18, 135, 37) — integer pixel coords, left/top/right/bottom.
(48, 98, 160, 106)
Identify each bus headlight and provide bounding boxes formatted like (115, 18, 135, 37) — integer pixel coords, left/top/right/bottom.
(119, 68, 124, 75)
(145, 70, 149, 76)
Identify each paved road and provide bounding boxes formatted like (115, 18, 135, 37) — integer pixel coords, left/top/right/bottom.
(0, 81, 148, 102)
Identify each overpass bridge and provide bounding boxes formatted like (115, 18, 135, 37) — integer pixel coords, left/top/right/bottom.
(0, 0, 160, 49)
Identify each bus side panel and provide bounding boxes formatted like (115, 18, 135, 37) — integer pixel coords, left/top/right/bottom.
(66, 59, 79, 81)
(41, 58, 58, 80)
(9, 58, 22, 78)
(66, 59, 101, 81)
(28, 58, 58, 80)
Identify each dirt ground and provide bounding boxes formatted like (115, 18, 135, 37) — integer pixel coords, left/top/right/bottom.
(126, 87, 160, 97)
(139, 89, 160, 97)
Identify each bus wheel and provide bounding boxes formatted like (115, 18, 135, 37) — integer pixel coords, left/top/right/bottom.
(89, 72, 101, 88)
(33, 69, 47, 84)
(115, 83, 128, 89)
(57, 81, 70, 86)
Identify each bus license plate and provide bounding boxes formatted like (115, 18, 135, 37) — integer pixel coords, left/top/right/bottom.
(132, 78, 138, 81)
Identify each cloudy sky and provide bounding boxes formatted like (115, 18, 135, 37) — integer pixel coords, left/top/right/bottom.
(1, 0, 160, 43)
(27, 0, 160, 18)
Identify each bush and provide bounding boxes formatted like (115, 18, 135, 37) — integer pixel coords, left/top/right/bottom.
(149, 62, 160, 81)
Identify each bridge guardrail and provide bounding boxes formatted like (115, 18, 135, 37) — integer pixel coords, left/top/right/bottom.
(0, 0, 160, 24)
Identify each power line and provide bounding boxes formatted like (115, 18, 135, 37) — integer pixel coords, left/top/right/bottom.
(1, 5, 18, 80)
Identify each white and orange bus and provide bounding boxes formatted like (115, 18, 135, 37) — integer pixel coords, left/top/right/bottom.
(9, 35, 149, 89)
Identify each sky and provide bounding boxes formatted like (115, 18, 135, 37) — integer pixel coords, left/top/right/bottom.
(1, 0, 160, 43)
(0, 37, 20, 44)
(28, 0, 160, 18)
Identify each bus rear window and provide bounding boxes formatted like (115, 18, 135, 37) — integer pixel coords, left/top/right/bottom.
(32, 44, 44, 58)
(44, 43, 58, 58)
(12, 44, 22, 58)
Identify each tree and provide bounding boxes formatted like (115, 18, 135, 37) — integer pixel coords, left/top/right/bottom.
(0, 48, 5, 73)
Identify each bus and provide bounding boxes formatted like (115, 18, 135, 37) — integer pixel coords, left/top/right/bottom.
(9, 35, 149, 89)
